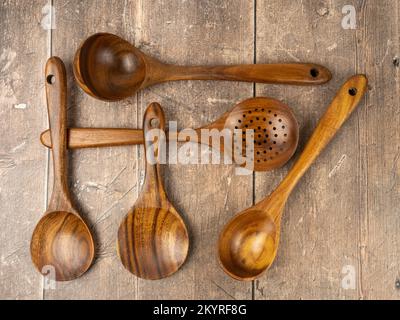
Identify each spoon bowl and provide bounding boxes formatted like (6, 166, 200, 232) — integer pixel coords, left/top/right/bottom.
(117, 102, 189, 280)
(118, 207, 189, 280)
(31, 211, 95, 281)
(74, 33, 332, 101)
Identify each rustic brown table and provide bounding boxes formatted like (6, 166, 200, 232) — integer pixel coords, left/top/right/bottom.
(0, 0, 399, 300)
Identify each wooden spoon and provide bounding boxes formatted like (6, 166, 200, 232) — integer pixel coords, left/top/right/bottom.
(30, 57, 95, 281)
(117, 103, 189, 280)
(74, 33, 332, 101)
(218, 75, 368, 281)
(40, 98, 299, 172)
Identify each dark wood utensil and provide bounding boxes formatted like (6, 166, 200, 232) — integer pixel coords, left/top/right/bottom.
(74, 33, 332, 101)
(117, 103, 189, 280)
(30, 57, 95, 281)
(40, 98, 299, 172)
(218, 75, 368, 281)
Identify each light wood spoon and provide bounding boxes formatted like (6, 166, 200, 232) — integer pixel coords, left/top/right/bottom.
(40, 98, 299, 172)
(218, 75, 368, 281)
(74, 33, 332, 101)
(30, 57, 95, 281)
(117, 103, 189, 280)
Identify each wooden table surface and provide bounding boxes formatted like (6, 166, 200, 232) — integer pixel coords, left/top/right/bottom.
(0, 0, 399, 300)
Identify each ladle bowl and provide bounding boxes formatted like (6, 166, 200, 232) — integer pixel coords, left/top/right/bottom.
(218, 209, 277, 280)
(74, 33, 146, 101)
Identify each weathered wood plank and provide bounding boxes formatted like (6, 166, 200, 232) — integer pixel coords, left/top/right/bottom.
(133, 0, 254, 300)
(2, 0, 398, 300)
(254, 0, 362, 299)
(44, 0, 140, 300)
(0, 0, 48, 300)
(357, 0, 400, 300)
(44, 0, 254, 300)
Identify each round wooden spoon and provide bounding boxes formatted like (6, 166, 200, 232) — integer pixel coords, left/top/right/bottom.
(30, 57, 95, 282)
(218, 75, 368, 281)
(74, 33, 332, 101)
(40, 98, 299, 172)
(117, 103, 189, 280)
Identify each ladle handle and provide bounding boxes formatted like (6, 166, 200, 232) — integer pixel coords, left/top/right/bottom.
(138, 103, 168, 205)
(275, 75, 368, 199)
(159, 63, 332, 86)
(45, 57, 71, 212)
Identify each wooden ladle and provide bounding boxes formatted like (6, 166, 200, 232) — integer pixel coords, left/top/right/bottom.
(218, 75, 368, 281)
(74, 33, 332, 101)
(117, 103, 189, 280)
(40, 98, 299, 172)
(30, 57, 95, 281)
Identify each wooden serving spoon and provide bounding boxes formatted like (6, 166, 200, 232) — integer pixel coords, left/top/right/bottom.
(30, 57, 95, 281)
(117, 103, 189, 280)
(40, 98, 299, 172)
(74, 33, 332, 101)
(218, 75, 368, 281)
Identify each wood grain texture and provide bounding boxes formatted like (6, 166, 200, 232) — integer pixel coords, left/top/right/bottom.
(44, 0, 141, 300)
(134, 0, 254, 300)
(73, 32, 331, 101)
(219, 75, 367, 281)
(356, 0, 400, 299)
(0, 0, 48, 300)
(1, 0, 399, 300)
(254, 0, 364, 300)
(40, 97, 300, 172)
(41, 128, 144, 149)
(117, 103, 189, 280)
(30, 57, 95, 282)
(42, 0, 255, 300)
(254, 0, 399, 300)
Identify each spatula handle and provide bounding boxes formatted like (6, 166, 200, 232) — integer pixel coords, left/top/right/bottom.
(276, 75, 368, 197)
(160, 63, 332, 85)
(45, 57, 71, 212)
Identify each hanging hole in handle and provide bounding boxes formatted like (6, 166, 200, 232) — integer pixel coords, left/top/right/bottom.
(150, 118, 160, 128)
(47, 75, 56, 84)
(310, 68, 319, 78)
(348, 88, 357, 96)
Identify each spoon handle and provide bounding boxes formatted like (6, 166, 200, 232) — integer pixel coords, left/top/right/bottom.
(45, 57, 71, 212)
(41, 128, 144, 149)
(138, 103, 168, 206)
(40, 128, 194, 149)
(159, 63, 331, 85)
(275, 75, 368, 198)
